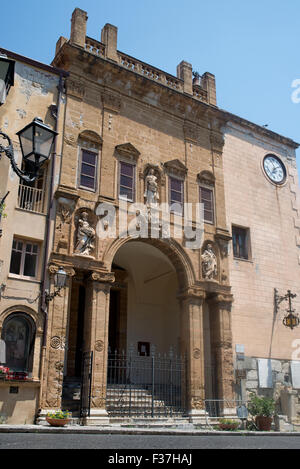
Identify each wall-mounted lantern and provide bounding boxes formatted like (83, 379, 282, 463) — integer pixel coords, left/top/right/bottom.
(45, 267, 68, 304)
(0, 117, 57, 182)
(275, 289, 299, 330)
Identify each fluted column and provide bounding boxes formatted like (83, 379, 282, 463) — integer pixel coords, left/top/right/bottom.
(83, 271, 115, 425)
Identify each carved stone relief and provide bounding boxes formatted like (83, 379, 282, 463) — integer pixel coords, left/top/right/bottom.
(201, 243, 218, 280)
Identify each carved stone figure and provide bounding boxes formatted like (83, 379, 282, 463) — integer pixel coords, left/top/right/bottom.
(144, 168, 159, 206)
(75, 211, 95, 256)
(201, 243, 217, 280)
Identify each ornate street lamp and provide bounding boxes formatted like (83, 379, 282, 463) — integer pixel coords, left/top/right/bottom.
(0, 117, 58, 183)
(45, 266, 67, 303)
(275, 289, 299, 330)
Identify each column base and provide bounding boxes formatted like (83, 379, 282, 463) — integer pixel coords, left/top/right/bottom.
(188, 409, 207, 425)
(82, 408, 110, 426)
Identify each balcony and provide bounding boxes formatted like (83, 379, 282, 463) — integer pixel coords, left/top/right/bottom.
(17, 184, 45, 215)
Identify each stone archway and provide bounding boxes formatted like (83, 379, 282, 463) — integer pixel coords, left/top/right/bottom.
(103, 236, 196, 293)
(101, 237, 209, 420)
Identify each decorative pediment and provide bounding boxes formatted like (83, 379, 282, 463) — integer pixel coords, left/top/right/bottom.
(115, 143, 141, 161)
(197, 170, 215, 185)
(164, 159, 188, 177)
(78, 130, 103, 148)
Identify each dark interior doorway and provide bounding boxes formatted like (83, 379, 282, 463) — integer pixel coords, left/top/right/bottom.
(66, 280, 86, 378)
(108, 289, 121, 354)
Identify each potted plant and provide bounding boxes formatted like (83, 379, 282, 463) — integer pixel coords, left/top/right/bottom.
(0, 366, 9, 379)
(46, 410, 71, 427)
(218, 418, 240, 431)
(247, 393, 275, 431)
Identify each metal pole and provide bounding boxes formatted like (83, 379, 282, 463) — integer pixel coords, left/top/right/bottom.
(129, 347, 132, 418)
(151, 350, 155, 418)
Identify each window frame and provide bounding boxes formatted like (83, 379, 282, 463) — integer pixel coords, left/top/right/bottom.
(199, 184, 215, 225)
(9, 238, 40, 280)
(169, 175, 184, 214)
(118, 160, 136, 203)
(78, 147, 99, 192)
(232, 225, 251, 261)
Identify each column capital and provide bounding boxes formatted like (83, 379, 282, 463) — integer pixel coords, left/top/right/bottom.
(48, 263, 76, 277)
(177, 286, 206, 303)
(208, 292, 234, 306)
(89, 271, 115, 285)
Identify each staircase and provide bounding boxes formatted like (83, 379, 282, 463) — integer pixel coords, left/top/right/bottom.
(106, 383, 185, 419)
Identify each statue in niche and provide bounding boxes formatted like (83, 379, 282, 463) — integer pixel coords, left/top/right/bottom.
(75, 211, 95, 256)
(201, 243, 217, 280)
(144, 168, 159, 206)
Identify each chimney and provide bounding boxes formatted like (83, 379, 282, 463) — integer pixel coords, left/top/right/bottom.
(201, 72, 217, 106)
(70, 8, 88, 48)
(176, 61, 193, 95)
(101, 24, 118, 62)
(55, 36, 68, 56)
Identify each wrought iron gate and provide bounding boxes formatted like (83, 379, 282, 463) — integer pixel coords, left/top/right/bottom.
(106, 349, 187, 418)
(80, 351, 93, 418)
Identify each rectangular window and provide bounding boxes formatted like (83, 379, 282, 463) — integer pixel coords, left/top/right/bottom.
(232, 226, 250, 260)
(199, 186, 214, 224)
(79, 149, 97, 191)
(9, 239, 39, 278)
(119, 161, 135, 201)
(169, 177, 183, 213)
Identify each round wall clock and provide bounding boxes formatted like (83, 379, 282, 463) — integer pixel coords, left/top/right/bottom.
(263, 154, 286, 185)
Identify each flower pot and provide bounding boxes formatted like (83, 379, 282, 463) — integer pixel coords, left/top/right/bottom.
(219, 423, 239, 431)
(255, 416, 273, 431)
(46, 417, 70, 427)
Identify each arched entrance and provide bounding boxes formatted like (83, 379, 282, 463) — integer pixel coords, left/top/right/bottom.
(106, 239, 188, 417)
(109, 241, 181, 355)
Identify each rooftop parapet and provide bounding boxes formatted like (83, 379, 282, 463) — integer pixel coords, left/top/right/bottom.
(63, 7, 217, 105)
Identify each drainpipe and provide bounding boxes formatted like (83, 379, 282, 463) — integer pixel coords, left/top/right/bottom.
(0, 191, 9, 238)
(38, 71, 67, 405)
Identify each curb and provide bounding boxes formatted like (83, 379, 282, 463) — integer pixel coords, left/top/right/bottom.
(0, 425, 300, 436)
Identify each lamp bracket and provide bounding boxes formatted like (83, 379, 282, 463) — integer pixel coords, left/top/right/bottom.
(0, 131, 37, 183)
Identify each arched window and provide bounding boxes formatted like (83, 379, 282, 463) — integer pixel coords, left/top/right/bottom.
(1, 313, 35, 373)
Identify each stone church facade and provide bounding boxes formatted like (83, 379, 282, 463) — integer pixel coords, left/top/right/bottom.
(0, 8, 300, 426)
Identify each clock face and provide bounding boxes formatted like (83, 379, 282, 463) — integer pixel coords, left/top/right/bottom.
(263, 155, 286, 184)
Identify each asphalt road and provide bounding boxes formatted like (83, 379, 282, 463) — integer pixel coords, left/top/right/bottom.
(0, 433, 300, 450)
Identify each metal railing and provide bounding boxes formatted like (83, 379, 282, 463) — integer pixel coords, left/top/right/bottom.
(17, 185, 45, 214)
(106, 349, 187, 418)
(203, 399, 249, 429)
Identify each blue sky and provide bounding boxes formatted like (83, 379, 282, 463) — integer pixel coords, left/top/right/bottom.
(2, 0, 300, 174)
